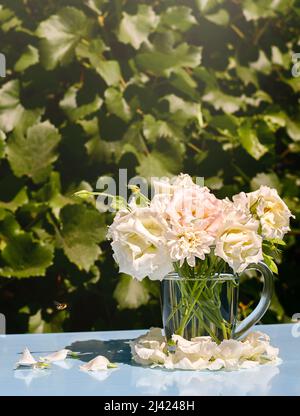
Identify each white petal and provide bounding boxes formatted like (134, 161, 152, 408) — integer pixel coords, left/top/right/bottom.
(39, 349, 71, 362)
(79, 355, 115, 372)
(131, 328, 280, 372)
(15, 347, 37, 367)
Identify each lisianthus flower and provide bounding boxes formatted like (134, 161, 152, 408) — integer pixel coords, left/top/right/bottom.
(166, 223, 215, 267)
(233, 186, 294, 240)
(215, 202, 263, 273)
(107, 207, 173, 281)
(151, 179, 223, 239)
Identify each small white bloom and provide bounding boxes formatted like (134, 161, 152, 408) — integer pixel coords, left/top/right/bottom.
(80, 355, 117, 371)
(39, 349, 72, 362)
(15, 347, 37, 368)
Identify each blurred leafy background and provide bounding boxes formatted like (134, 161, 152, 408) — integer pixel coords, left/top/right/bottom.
(0, 0, 299, 334)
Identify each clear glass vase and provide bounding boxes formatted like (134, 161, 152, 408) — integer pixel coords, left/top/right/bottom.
(161, 262, 273, 344)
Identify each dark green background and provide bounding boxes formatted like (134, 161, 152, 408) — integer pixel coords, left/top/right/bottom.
(0, 0, 299, 333)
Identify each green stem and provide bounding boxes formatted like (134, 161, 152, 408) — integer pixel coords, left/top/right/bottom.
(169, 257, 234, 343)
(176, 280, 206, 337)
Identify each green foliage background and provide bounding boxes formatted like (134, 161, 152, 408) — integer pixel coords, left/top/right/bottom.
(0, 0, 299, 333)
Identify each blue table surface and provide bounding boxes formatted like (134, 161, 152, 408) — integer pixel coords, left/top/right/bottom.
(0, 323, 299, 396)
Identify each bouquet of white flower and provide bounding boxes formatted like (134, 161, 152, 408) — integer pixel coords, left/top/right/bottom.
(76, 174, 294, 343)
(107, 174, 293, 278)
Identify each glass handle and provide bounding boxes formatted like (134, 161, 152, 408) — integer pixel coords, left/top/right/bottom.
(233, 261, 274, 340)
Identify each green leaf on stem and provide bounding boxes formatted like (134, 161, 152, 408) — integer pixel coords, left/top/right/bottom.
(7, 121, 61, 184)
(117, 5, 159, 50)
(36, 7, 92, 69)
(57, 204, 106, 272)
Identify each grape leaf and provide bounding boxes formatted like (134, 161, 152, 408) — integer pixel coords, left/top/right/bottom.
(238, 120, 268, 160)
(162, 94, 204, 127)
(117, 5, 159, 50)
(143, 114, 184, 143)
(36, 7, 92, 69)
(57, 204, 106, 271)
(76, 39, 122, 86)
(7, 121, 61, 183)
(202, 89, 243, 114)
(160, 6, 197, 32)
(104, 87, 132, 122)
(0, 80, 24, 133)
(0, 129, 5, 159)
(14, 45, 39, 72)
(59, 85, 102, 121)
(0, 187, 28, 213)
(0, 213, 54, 278)
(137, 142, 183, 180)
(136, 42, 202, 77)
(113, 274, 150, 310)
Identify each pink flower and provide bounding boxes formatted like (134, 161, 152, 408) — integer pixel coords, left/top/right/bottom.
(156, 186, 223, 238)
(167, 223, 215, 267)
(150, 177, 224, 267)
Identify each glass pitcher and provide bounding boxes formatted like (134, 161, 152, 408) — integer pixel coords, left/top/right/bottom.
(161, 261, 273, 344)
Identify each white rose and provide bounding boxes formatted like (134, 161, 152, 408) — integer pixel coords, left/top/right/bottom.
(107, 207, 173, 281)
(215, 205, 263, 273)
(233, 186, 294, 240)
